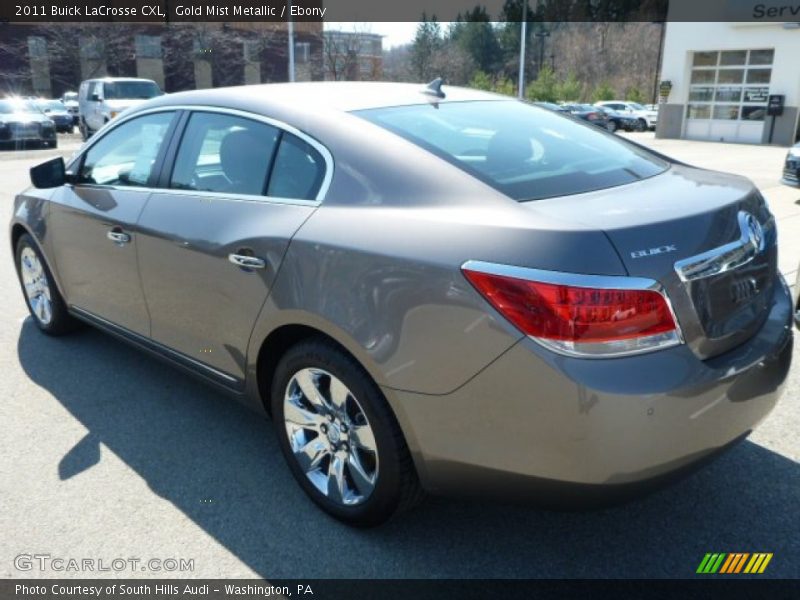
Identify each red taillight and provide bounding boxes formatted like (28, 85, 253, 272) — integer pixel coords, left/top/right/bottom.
(463, 265, 680, 356)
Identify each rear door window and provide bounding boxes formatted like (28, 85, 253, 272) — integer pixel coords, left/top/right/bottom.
(170, 112, 279, 196)
(267, 134, 325, 200)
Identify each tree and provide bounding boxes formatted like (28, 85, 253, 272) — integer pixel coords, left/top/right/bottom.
(525, 65, 558, 102)
(324, 26, 374, 81)
(493, 75, 515, 96)
(410, 15, 443, 81)
(555, 71, 582, 102)
(625, 85, 645, 103)
(469, 70, 492, 91)
(592, 81, 617, 102)
(451, 7, 502, 74)
(0, 24, 142, 95)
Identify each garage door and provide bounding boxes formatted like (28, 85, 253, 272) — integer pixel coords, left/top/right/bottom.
(684, 49, 773, 144)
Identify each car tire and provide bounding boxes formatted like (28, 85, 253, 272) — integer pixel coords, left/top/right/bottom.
(271, 337, 424, 527)
(606, 120, 618, 133)
(80, 120, 91, 141)
(15, 233, 81, 336)
(635, 118, 647, 132)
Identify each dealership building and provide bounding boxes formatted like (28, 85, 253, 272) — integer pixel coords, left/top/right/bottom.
(657, 20, 800, 145)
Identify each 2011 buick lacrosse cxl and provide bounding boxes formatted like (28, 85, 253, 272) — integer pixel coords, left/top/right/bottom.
(11, 81, 794, 526)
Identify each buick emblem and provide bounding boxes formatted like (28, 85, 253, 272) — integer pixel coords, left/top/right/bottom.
(745, 213, 764, 251)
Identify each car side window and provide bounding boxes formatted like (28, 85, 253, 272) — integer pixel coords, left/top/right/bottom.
(170, 112, 280, 196)
(267, 133, 325, 201)
(79, 111, 174, 187)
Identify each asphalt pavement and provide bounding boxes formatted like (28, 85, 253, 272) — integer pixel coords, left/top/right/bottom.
(1, 132, 798, 579)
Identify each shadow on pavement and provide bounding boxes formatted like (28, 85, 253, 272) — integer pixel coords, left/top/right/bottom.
(17, 320, 800, 578)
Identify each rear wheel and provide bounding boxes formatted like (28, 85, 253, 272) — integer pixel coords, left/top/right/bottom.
(635, 118, 647, 132)
(15, 233, 80, 335)
(271, 338, 423, 526)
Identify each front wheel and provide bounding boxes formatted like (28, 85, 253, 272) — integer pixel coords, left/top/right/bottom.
(606, 120, 618, 133)
(15, 233, 80, 335)
(635, 118, 647, 132)
(271, 338, 423, 526)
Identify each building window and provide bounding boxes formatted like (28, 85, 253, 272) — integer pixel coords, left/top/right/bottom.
(294, 42, 310, 64)
(687, 49, 772, 122)
(244, 40, 261, 63)
(135, 35, 162, 59)
(27, 36, 48, 59)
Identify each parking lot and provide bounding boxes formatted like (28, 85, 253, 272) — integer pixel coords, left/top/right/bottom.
(0, 132, 798, 579)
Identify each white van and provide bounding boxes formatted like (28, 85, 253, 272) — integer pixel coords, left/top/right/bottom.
(78, 77, 162, 140)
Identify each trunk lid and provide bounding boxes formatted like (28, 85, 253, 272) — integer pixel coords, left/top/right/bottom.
(527, 164, 777, 359)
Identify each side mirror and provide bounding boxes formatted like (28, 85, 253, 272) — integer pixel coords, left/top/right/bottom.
(90, 93, 100, 102)
(30, 157, 67, 189)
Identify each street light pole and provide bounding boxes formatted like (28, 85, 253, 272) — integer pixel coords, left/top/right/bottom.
(287, 0, 295, 82)
(517, 0, 528, 99)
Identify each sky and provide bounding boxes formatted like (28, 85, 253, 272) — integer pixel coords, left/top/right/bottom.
(324, 22, 421, 49)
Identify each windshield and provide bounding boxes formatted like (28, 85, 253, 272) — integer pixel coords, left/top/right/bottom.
(63, 93, 78, 102)
(38, 100, 65, 111)
(103, 81, 160, 100)
(629, 103, 646, 110)
(357, 100, 668, 202)
(2, 99, 37, 113)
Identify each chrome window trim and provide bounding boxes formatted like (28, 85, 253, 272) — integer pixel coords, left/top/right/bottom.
(461, 259, 685, 358)
(674, 211, 769, 282)
(67, 104, 334, 206)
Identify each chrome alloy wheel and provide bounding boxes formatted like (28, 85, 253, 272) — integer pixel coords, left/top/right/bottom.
(284, 368, 379, 506)
(20, 247, 53, 325)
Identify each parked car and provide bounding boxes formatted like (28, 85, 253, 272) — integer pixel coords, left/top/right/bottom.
(781, 142, 800, 187)
(13, 82, 793, 526)
(61, 91, 80, 126)
(595, 105, 639, 132)
(562, 103, 612, 130)
(0, 98, 57, 148)
(532, 101, 569, 113)
(595, 101, 659, 131)
(35, 99, 74, 133)
(78, 77, 162, 140)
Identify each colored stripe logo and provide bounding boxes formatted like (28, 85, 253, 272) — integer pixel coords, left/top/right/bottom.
(696, 553, 773, 574)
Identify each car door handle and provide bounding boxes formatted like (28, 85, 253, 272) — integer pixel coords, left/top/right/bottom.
(107, 229, 131, 245)
(228, 254, 266, 270)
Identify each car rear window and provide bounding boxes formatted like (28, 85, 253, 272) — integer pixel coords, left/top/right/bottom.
(356, 100, 668, 202)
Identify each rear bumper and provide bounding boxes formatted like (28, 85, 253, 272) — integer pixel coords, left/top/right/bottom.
(387, 278, 793, 502)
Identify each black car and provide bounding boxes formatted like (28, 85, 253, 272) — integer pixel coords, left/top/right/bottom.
(0, 99, 57, 148)
(562, 103, 612, 131)
(532, 101, 569, 113)
(782, 142, 800, 187)
(35, 99, 74, 133)
(595, 106, 638, 133)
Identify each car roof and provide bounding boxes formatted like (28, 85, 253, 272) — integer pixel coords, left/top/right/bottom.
(84, 77, 157, 83)
(147, 81, 506, 113)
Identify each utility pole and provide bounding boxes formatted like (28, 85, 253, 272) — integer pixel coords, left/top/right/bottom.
(287, 0, 295, 82)
(518, 0, 528, 99)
